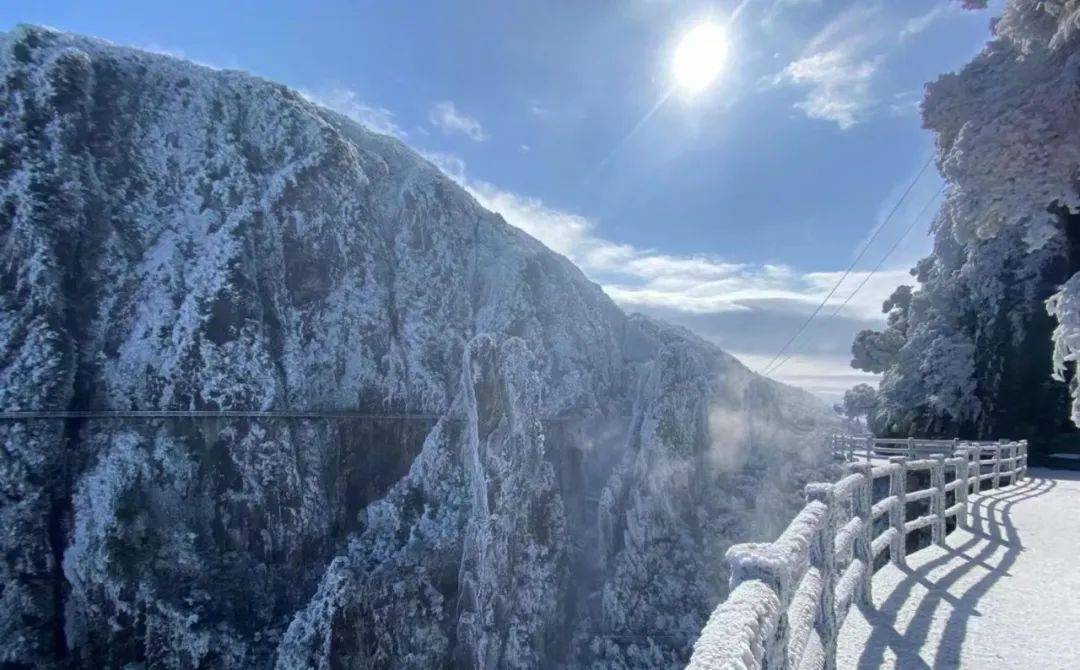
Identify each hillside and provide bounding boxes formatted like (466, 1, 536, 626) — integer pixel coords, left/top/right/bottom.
(0, 26, 839, 668)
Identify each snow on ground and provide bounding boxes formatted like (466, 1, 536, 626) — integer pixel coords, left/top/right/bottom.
(837, 468, 1080, 669)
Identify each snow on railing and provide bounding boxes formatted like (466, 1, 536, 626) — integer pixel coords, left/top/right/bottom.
(688, 438, 1028, 669)
(828, 434, 979, 462)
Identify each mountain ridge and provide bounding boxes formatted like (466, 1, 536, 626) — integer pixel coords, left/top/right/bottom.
(0, 24, 839, 668)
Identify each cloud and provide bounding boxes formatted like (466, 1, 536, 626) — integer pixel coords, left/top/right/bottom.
(899, 4, 958, 40)
(429, 101, 488, 141)
(771, 1, 971, 129)
(759, 0, 825, 27)
(888, 89, 923, 117)
(773, 4, 886, 129)
(735, 352, 880, 399)
(300, 88, 407, 140)
(782, 51, 881, 129)
(604, 266, 909, 321)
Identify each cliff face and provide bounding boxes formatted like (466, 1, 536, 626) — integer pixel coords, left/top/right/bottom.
(0, 26, 838, 668)
(851, 1, 1080, 445)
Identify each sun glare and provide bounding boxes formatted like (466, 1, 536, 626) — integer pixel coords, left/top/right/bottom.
(672, 22, 729, 94)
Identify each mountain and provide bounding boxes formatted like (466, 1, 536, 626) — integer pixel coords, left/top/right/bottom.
(0, 25, 839, 668)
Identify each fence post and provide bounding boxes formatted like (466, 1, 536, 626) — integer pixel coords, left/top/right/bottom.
(888, 456, 907, 567)
(953, 447, 970, 530)
(931, 454, 947, 546)
(865, 436, 873, 463)
(971, 444, 984, 494)
(725, 546, 790, 669)
(907, 437, 915, 458)
(847, 463, 874, 606)
(805, 483, 838, 670)
(994, 441, 1006, 490)
(1019, 439, 1028, 480)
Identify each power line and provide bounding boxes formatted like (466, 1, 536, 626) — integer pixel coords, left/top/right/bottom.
(764, 185, 945, 376)
(828, 185, 944, 317)
(757, 155, 935, 376)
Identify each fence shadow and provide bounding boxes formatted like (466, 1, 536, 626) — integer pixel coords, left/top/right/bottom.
(851, 476, 1055, 669)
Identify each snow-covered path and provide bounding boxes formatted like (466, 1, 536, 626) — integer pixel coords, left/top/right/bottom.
(836, 468, 1080, 669)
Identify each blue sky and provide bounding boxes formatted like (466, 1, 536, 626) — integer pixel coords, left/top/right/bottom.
(0, 0, 1003, 400)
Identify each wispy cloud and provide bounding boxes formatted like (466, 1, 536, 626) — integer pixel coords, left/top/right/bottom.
(301, 88, 407, 140)
(759, 0, 825, 27)
(772, 3, 885, 129)
(769, 1, 964, 129)
(429, 101, 488, 141)
(899, 4, 958, 40)
(888, 89, 923, 118)
(734, 351, 880, 398)
(781, 51, 881, 129)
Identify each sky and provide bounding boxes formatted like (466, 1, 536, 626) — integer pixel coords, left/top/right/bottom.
(0, 0, 1005, 401)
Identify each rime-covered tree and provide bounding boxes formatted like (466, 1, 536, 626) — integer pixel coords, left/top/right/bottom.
(841, 384, 878, 428)
(851, 285, 912, 375)
(851, 0, 1080, 447)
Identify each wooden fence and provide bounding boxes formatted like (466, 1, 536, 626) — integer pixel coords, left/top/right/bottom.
(687, 438, 1028, 669)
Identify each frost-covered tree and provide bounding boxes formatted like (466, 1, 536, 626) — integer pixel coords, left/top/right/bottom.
(1048, 274, 1080, 425)
(851, 285, 913, 374)
(852, 0, 1080, 445)
(841, 384, 878, 427)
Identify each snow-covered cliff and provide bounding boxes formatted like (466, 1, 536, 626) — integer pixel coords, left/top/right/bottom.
(0, 26, 839, 668)
(851, 0, 1080, 443)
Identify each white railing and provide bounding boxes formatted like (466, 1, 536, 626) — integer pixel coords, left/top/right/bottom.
(688, 438, 1028, 669)
(828, 434, 1017, 462)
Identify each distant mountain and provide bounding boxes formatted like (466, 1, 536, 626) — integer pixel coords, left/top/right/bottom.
(0, 26, 839, 668)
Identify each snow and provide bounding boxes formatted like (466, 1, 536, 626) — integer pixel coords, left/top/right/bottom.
(833, 516, 861, 563)
(687, 580, 781, 670)
(837, 468, 1080, 669)
(1048, 274, 1080, 424)
(831, 473, 863, 502)
(786, 566, 824, 669)
(727, 501, 830, 600)
(870, 496, 897, 519)
(870, 528, 896, 559)
(833, 558, 867, 626)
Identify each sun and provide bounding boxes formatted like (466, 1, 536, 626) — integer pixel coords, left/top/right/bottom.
(672, 22, 729, 94)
